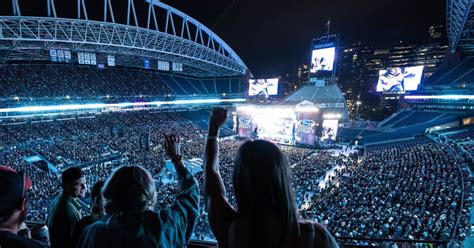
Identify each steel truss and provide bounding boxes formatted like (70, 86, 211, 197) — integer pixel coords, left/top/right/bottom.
(447, 0, 474, 54)
(1, 0, 248, 77)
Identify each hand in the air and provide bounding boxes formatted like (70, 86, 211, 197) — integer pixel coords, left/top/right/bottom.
(209, 107, 228, 129)
(164, 134, 180, 158)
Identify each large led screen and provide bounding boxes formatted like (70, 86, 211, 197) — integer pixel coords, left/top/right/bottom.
(321, 119, 338, 141)
(248, 78, 279, 97)
(310, 47, 335, 73)
(376, 66, 424, 92)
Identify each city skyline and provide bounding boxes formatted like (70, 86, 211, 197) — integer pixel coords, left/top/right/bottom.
(164, 0, 446, 78)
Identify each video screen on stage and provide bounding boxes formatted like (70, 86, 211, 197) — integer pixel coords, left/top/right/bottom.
(248, 78, 279, 97)
(237, 107, 312, 145)
(321, 119, 338, 141)
(376, 66, 424, 92)
(310, 47, 335, 73)
(236, 105, 323, 146)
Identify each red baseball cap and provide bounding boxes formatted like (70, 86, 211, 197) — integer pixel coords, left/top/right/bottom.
(0, 166, 33, 212)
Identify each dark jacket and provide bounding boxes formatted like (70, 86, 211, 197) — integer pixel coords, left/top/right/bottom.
(77, 168, 199, 248)
(47, 193, 82, 248)
(0, 230, 49, 248)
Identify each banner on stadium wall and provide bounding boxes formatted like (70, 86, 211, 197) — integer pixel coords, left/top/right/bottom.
(84, 53, 91, 65)
(57, 50, 65, 62)
(107, 55, 115, 67)
(144, 59, 150, 69)
(78, 52, 96, 65)
(51, 49, 71, 63)
(78, 52, 84, 64)
(49, 49, 57, 62)
(158, 61, 169, 71)
(90, 53, 97, 65)
(64, 50, 71, 62)
(172, 62, 183, 72)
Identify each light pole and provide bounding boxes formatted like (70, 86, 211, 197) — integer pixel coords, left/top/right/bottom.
(356, 101, 362, 118)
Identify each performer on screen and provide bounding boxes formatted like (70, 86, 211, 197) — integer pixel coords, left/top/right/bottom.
(378, 68, 415, 92)
(311, 57, 330, 71)
(311, 57, 320, 72)
(319, 57, 329, 70)
(250, 79, 273, 98)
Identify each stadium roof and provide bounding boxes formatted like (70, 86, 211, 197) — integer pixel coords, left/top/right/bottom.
(447, 0, 474, 54)
(282, 85, 349, 121)
(420, 57, 474, 91)
(0, 0, 248, 78)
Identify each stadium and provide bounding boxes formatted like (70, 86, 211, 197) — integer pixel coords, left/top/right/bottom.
(0, 0, 472, 248)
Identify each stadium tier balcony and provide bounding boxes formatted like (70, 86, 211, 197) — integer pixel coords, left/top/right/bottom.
(391, 111, 446, 128)
(0, 64, 243, 107)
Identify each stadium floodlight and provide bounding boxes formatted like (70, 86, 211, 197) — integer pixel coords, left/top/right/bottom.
(405, 95, 474, 100)
(323, 113, 342, 119)
(0, 98, 246, 113)
(295, 105, 319, 112)
(236, 105, 256, 112)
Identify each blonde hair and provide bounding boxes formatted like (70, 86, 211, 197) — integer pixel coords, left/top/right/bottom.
(102, 165, 156, 214)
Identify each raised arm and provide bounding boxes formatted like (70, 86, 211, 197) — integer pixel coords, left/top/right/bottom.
(203, 108, 237, 246)
(162, 134, 200, 245)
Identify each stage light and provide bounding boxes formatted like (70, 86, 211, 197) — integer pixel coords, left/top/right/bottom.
(0, 98, 246, 113)
(323, 113, 341, 119)
(405, 95, 474, 100)
(295, 106, 319, 112)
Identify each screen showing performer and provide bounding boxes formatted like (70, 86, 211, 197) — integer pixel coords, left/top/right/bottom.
(248, 78, 279, 96)
(310, 47, 335, 73)
(321, 119, 338, 141)
(376, 66, 424, 92)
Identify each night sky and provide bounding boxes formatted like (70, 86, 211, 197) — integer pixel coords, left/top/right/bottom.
(164, 0, 446, 78)
(1, 0, 446, 77)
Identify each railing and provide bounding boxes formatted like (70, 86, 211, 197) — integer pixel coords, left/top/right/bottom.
(188, 237, 449, 248)
(336, 236, 448, 247)
(23, 221, 451, 248)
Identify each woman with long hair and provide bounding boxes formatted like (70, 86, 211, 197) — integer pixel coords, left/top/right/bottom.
(204, 108, 338, 248)
(78, 134, 200, 248)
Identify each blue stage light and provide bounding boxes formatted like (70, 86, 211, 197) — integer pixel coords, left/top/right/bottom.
(0, 98, 246, 113)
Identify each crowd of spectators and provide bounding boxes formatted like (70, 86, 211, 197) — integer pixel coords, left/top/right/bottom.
(0, 110, 472, 246)
(0, 64, 173, 100)
(433, 125, 474, 159)
(300, 136, 472, 245)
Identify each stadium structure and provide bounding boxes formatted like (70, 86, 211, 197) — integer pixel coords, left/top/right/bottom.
(0, 0, 249, 117)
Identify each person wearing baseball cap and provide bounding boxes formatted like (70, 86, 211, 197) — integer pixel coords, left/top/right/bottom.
(47, 167, 86, 248)
(0, 166, 48, 248)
